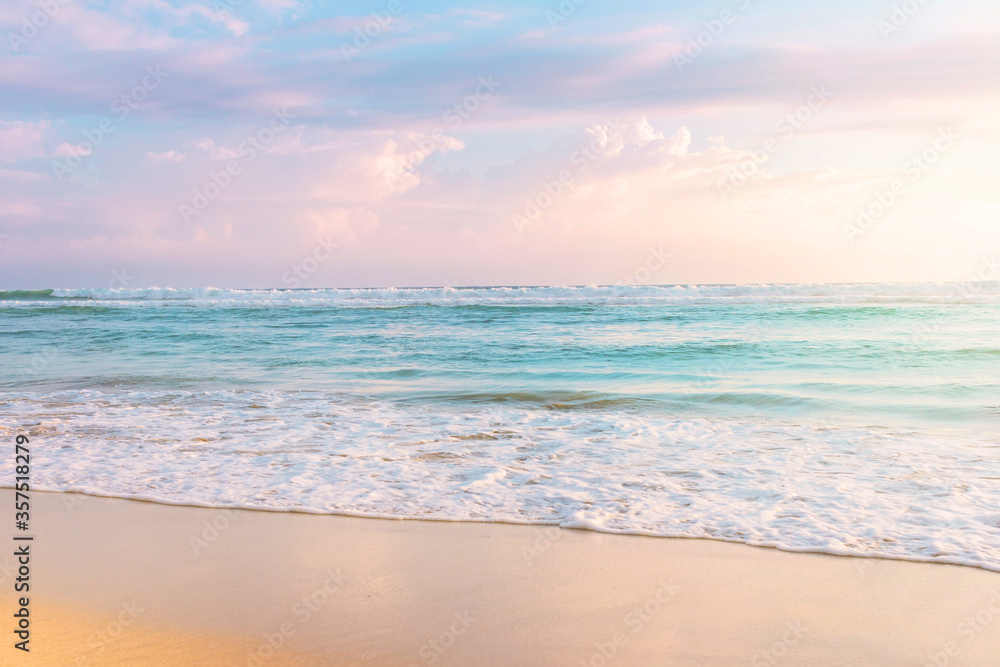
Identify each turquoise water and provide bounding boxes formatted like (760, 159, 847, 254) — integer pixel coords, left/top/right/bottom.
(2, 284, 1000, 569)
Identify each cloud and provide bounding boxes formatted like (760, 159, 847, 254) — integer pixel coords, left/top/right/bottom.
(365, 133, 465, 196)
(52, 141, 92, 157)
(304, 207, 381, 244)
(0, 202, 41, 216)
(4, 11, 996, 135)
(2, 2, 1000, 287)
(446, 9, 505, 26)
(194, 138, 239, 160)
(145, 149, 186, 162)
(0, 118, 48, 161)
(258, 0, 307, 14)
(124, 0, 249, 36)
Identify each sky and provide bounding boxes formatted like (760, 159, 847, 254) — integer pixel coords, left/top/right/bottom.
(2, 0, 1000, 288)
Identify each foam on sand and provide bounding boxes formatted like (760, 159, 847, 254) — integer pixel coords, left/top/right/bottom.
(4, 389, 999, 572)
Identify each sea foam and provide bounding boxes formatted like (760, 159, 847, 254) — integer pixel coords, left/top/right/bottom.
(3, 389, 999, 571)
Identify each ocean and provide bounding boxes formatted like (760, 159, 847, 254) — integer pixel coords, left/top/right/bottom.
(2, 284, 999, 570)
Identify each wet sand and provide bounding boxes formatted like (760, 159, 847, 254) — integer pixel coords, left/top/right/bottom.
(5, 489, 999, 665)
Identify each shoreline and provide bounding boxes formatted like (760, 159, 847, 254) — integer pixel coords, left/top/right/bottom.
(13, 487, 1000, 576)
(6, 489, 1000, 665)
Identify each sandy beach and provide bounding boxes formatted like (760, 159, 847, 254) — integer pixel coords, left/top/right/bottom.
(1, 489, 996, 665)
(7, 0, 1000, 661)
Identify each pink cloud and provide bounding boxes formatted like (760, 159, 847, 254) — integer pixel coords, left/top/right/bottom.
(52, 141, 92, 157)
(0, 118, 48, 161)
(145, 149, 186, 162)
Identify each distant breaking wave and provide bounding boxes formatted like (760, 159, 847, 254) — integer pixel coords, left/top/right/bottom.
(0, 289, 92, 301)
(0, 282, 997, 306)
